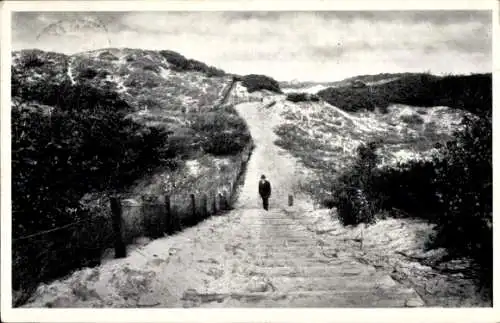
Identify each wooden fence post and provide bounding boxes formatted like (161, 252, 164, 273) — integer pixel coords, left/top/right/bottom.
(288, 194, 294, 207)
(141, 195, 149, 236)
(203, 193, 208, 218)
(110, 197, 126, 259)
(213, 191, 218, 214)
(190, 193, 196, 221)
(171, 200, 181, 232)
(218, 192, 224, 211)
(164, 194, 171, 234)
(224, 190, 230, 210)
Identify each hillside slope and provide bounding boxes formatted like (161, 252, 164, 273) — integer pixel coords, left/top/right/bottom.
(11, 48, 253, 306)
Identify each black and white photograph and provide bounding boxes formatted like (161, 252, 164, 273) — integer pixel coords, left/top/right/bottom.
(1, 0, 496, 321)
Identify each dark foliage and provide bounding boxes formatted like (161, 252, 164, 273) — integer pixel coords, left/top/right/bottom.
(22, 55, 45, 68)
(79, 67, 99, 79)
(368, 161, 440, 219)
(286, 92, 320, 103)
(11, 80, 175, 302)
(331, 109, 492, 289)
(98, 51, 119, 61)
(400, 113, 425, 125)
(190, 110, 252, 156)
(241, 74, 282, 93)
(317, 73, 491, 115)
(159, 50, 225, 77)
(432, 111, 492, 286)
(332, 142, 380, 225)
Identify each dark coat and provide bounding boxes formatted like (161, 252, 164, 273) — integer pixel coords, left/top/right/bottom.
(258, 179, 271, 198)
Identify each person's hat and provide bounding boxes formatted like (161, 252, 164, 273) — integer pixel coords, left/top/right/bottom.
(261, 175, 266, 179)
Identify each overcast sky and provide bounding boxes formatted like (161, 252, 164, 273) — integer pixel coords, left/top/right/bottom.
(12, 11, 492, 82)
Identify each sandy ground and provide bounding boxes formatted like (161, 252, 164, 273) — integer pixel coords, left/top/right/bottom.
(23, 100, 430, 308)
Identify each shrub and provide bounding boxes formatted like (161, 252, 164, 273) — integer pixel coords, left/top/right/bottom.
(11, 81, 175, 303)
(98, 51, 118, 61)
(317, 73, 491, 114)
(206, 66, 225, 77)
(286, 92, 308, 102)
(368, 161, 440, 218)
(400, 113, 424, 125)
(21, 53, 45, 68)
(97, 69, 110, 78)
(79, 67, 99, 79)
(203, 132, 251, 156)
(241, 74, 282, 93)
(159, 50, 225, 77)
(286, 92, 321, 103)
(331, 108, 492, 289)
(190, 111, 251, 156)
(432, 111, 492, 286)
(160, 50, 189, 70)
(332, 142, 380, 225)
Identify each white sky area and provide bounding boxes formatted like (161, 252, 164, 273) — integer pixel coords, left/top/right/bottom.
(12, 11, 492, 82)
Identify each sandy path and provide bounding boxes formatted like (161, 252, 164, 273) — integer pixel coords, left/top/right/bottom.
(234, 102, 308, 210)
(23, 101, 424, 308)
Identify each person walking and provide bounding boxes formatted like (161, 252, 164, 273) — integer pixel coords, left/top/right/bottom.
(258, 174, 271, 211)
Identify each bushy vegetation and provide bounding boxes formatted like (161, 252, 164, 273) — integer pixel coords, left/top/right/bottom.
(324, 71, 492, 292)
(79, 67, 99, 79)
(11, 80, 176, 305)
(400, 113, 425, 125)
(286, 92, 320, 103)
(331, 142, 379, 225)
(241, 74, 282, 93)
(190, 107, 252, 156)
(317, 73, 491, 115)
(330, 109, 492, 289)
(21, 53, 45, 68)
(159, 50, 225, 77)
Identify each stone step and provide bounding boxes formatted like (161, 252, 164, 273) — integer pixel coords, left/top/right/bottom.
(254, 257, 356, 267)
(252, 247, 340, 253)
(250, 243, 332, 249)
(246, 253, 353, 263)
(192, 289, 424, 308)
(247, 265, 376, 277)
(266, 274, 399, 292)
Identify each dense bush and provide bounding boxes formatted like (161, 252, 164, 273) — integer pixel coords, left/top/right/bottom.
(160, 50, 189, 69)
(400, 113, 425, 125)
(368, 161, 440, 218)
(317, 73, 491, 114)
(190, 110, 252, 156)
(432, 111, 492, 284)
(241, 74, 282, 93)
(286, 92, 308, 102)
(79, 67, 99, 79)
(286, 92, 320, 103)
(332, 142, 380, 225)
(159, 50, 225, 77)
(331, 108, 492, 288)
(11, 81, 175, 303)
(98, 51, 118, 61)
(21, 53, 45, 68)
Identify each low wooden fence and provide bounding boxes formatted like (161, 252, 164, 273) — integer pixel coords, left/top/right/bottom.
(110, 142, 253, 258)
(109, 188, 235, 258)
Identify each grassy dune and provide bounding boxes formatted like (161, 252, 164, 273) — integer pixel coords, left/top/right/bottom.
(11, 48, 253, 306)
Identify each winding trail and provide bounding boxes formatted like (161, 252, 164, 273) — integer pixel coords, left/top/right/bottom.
(23, 101, 424, 308)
